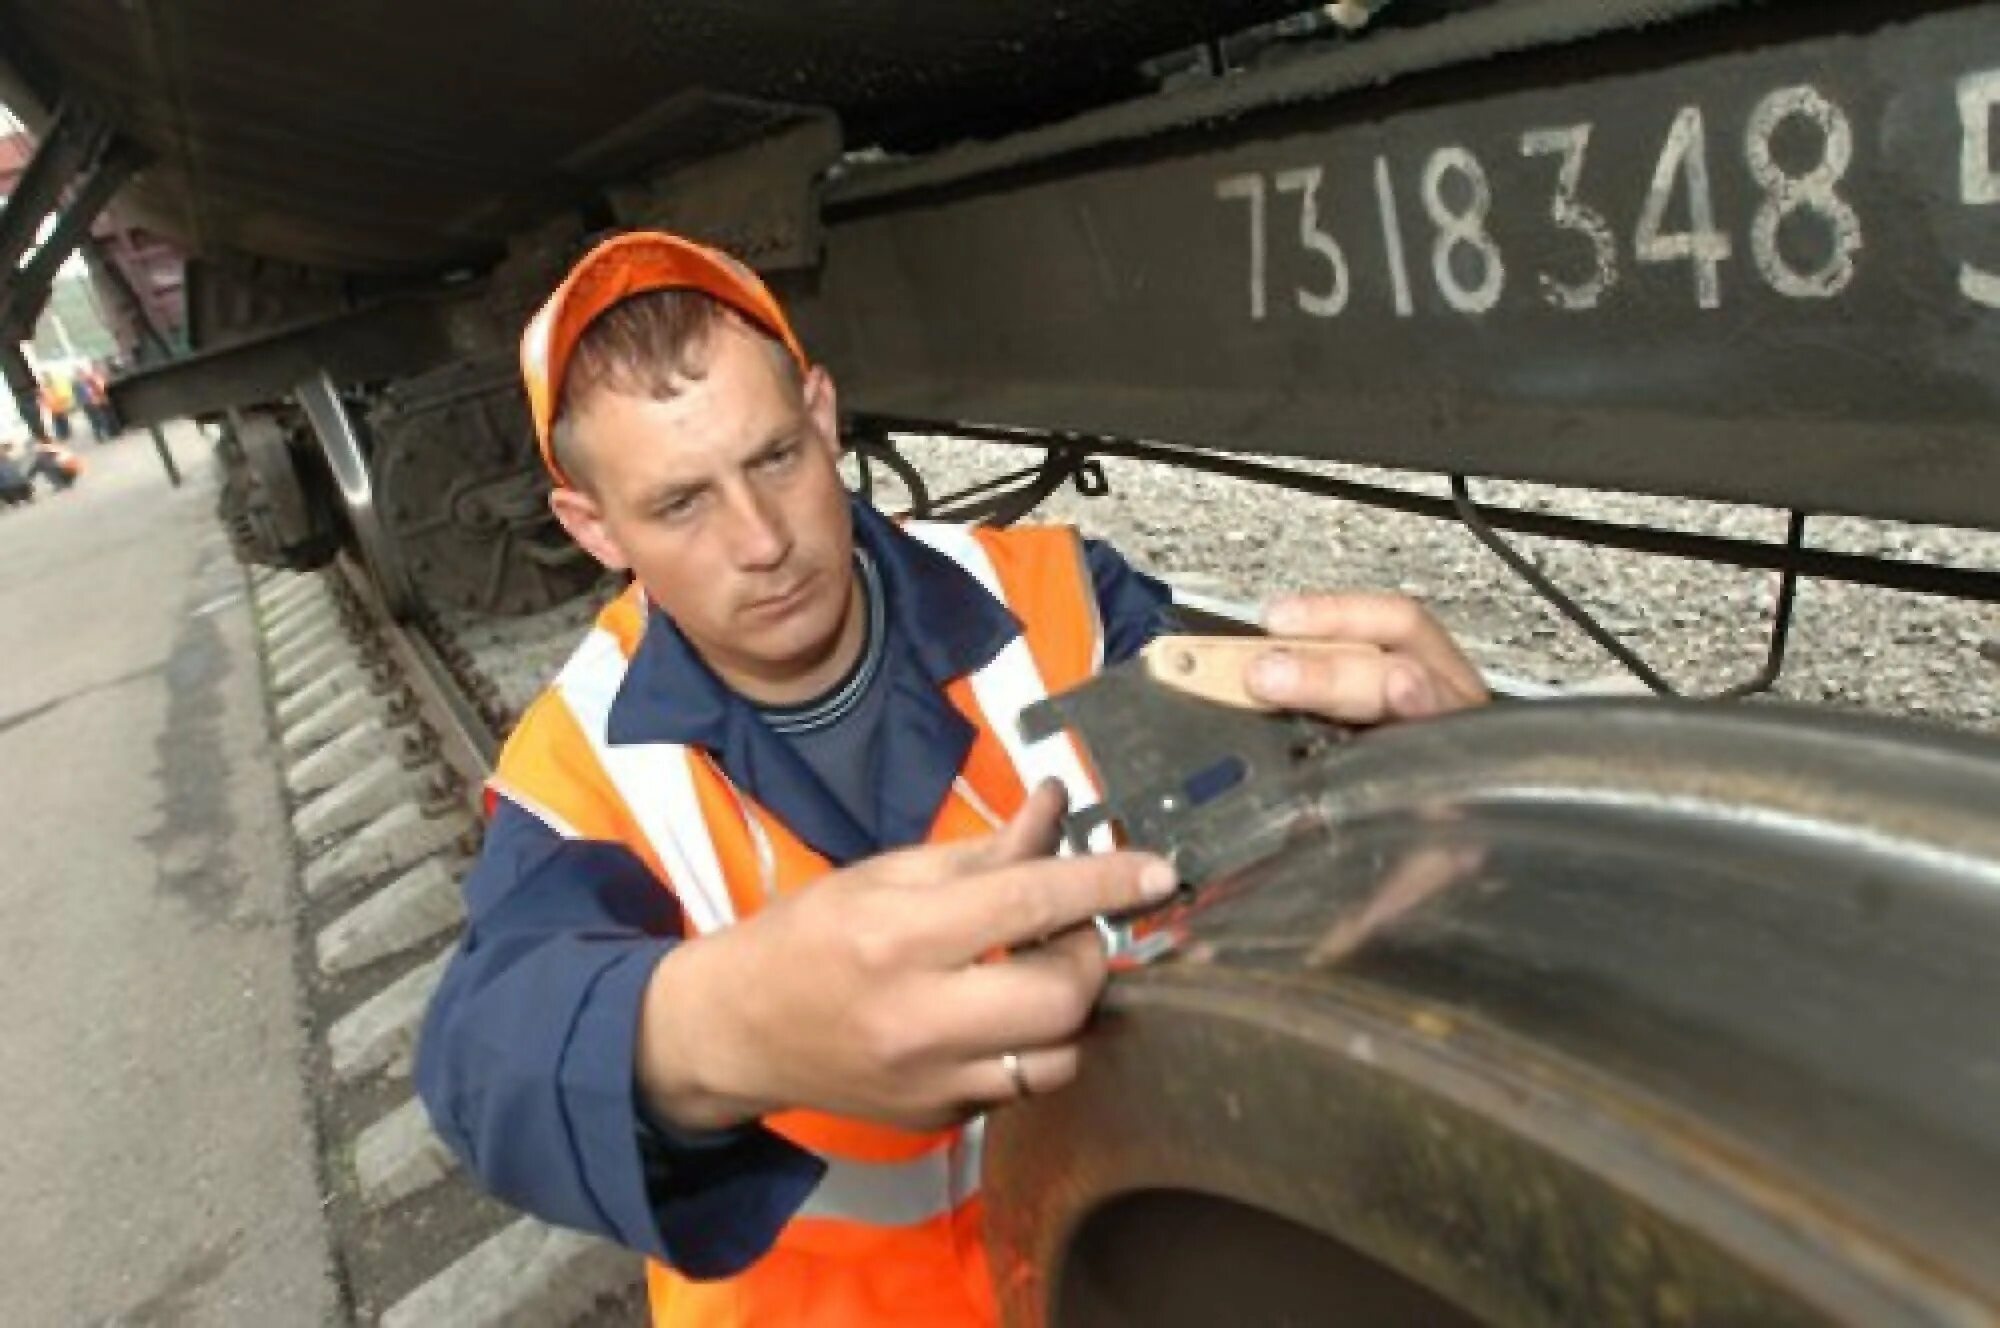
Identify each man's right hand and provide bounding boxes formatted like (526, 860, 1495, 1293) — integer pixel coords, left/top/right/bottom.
(635, 780, 1177, 1133)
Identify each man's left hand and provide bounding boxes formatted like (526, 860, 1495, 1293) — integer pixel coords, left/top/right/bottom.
(1245, 592, 1489, 723)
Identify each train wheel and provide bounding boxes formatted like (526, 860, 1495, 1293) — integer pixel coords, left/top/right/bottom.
(986, 701, 2000, 1327)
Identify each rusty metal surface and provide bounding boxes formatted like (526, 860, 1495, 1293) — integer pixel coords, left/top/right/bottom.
(987, 700, 2000, 1326)
(106, 294, 474, 426)
(368, 357, 599, 616)
(829, 0, 1742, 206)
(0, 0, 1311, 272)
(800, 0, 2000, 531)
(604, 104, 840, 274)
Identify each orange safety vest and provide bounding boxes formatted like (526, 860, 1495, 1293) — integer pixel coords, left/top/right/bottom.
(490, 521, 1110, 1328)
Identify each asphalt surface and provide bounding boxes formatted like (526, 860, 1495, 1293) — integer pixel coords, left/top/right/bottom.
(0, 428, 338, 1324)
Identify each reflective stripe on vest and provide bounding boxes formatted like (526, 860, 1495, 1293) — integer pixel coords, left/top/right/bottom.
(902, 523, 1112, 853)
(799, 1117, 985, 1227)
(538, 527, 1108, 928)
(553, 601, 738, 933)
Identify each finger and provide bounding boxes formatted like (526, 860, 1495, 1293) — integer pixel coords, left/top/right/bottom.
(957, 1042, 1082, 1108)
(1250, 648, 1460, 722)
(923, 850, 1177, 962)
(1246, 644, 1400, 723)
(934, 928, 1109, 1054)
(1261, 590, 1443, 652)
(1262, 593, 1487, 702)
(863, 780, 1070, 890)
(986, 778, 1069, 865)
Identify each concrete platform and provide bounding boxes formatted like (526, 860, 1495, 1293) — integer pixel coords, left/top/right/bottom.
(0, 427, 338, 1324)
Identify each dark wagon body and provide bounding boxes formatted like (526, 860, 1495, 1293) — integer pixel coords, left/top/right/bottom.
(0, 0, 1311, 271)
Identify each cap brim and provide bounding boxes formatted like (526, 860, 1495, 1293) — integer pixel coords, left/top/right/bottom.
(521, 231, 808, 485)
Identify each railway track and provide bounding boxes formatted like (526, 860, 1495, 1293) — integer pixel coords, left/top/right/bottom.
(248, 557, 649, 1327)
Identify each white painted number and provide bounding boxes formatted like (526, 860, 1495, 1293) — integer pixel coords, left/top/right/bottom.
(1422, 146, 1505, 313)
(1745, 86, 1861, 298)
(1373, 156, 1417, 317)
(1274, 167, 1352, 317)
(1212, 73, 2000, 324)
(1215, 172, 1268, 320)
(1636, 105, 1733, 309)
(1520, 124, 1617, 310)
(1959, 69, 2000, 309)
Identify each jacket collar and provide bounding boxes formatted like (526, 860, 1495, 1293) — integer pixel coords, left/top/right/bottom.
(604, 500, 1019, 862)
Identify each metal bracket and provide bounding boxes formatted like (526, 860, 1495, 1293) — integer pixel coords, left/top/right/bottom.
(1072, 457, 1110, 498)
(1450, 475, 1802, 699)
(894, 433, 1096, 527)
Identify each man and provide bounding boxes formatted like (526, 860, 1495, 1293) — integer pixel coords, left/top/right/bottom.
(75, 363, 114, 441)
(0, 442, 32, 507)
(37, 372, 73, 443)
(29, 437, 81, 492)
(416, 231, 1487, 1327)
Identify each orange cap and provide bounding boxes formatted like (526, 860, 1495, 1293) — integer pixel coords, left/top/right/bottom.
(519, 230, 809, 485)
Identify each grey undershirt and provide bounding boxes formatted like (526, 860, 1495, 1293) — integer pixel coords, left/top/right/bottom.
(754, 549, 890, 831)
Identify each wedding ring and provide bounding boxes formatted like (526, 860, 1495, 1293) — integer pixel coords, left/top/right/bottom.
(1000, 1050, 1032, 1099)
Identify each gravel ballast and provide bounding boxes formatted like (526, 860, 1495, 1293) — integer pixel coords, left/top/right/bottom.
(455, 437, 2000, 736)
(898, 436, 2000, 735)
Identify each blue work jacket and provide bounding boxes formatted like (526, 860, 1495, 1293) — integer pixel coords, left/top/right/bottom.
(416, 502, 1174, 1278)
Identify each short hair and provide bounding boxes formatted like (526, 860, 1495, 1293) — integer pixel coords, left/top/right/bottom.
(547, 288, 801, 490)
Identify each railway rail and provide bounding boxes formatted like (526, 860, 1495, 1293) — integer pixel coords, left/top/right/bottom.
(248, 557, 650, 1326)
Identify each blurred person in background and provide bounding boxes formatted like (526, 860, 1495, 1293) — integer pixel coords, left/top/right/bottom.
(37, 372, 73, 443)
(0, 442, 34, 507)
(30, 437, 82, 492)
(76, 363, 116, 441)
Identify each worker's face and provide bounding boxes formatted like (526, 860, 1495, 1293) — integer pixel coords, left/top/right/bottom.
(550, 319, 854, 701)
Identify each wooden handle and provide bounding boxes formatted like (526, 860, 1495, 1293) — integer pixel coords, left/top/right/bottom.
(1142, 636, 1378, 710)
